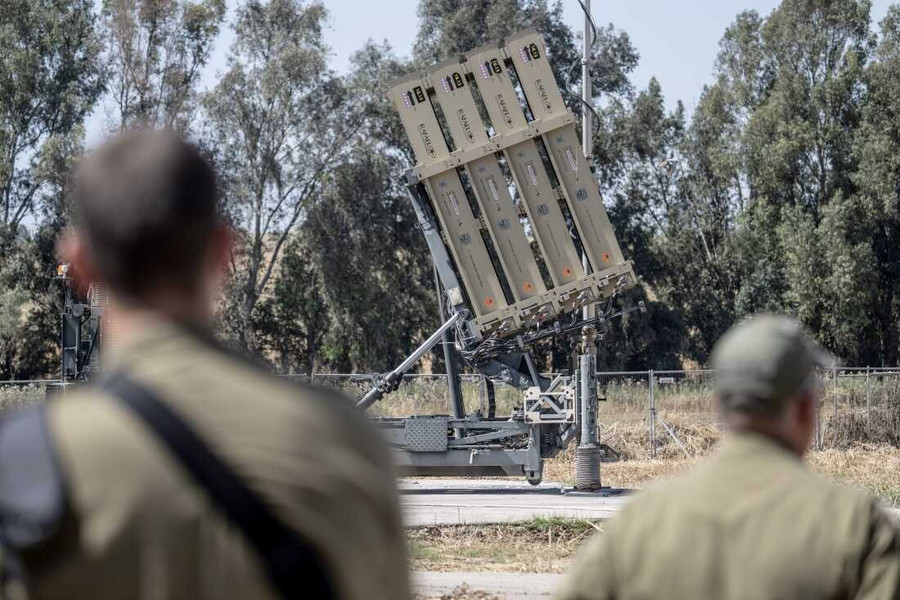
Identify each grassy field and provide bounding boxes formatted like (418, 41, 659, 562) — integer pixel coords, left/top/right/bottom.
(409, 518, 597, 598)
(5, 375, 899, 503)
(397, 376, 900, 588)
(333, 374, 900, 505)
(0, 384, 48, 412)
(5, 376, 897, 593)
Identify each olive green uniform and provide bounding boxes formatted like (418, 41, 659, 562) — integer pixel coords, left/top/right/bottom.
(14, 319, 410, 600)
(557, 432, 900, 600)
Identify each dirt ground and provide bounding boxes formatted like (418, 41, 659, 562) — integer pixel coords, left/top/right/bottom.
(414, 584, 503, 600)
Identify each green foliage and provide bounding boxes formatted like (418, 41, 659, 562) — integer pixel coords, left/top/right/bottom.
(0, 225, 63, 380)
(300, 150, 436, 372)
(205, 0, 358, 353)
(255, 237, 329, 375)
(0, 0, 104, 228)
(7, 0, 900, 378)
(101, 0, 226, 131)
(0, 0, 100, 378)
(608, 0, 900, 367)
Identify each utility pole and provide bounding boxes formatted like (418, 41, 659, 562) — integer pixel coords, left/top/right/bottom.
(575, 0, 602, 490)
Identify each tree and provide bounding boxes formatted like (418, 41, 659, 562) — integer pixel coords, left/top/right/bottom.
(844, 5, 900, 364)
(301, 149, 436, 372)
(0, 0, 104, 230)
(613, 0, 882, 365)
(101, 0, 226, 131)
(0, 1, 103, 378)
(255, 237, 329, 375)
(414, 0, 580, 93)
(0, 128, 86, 380)
(205, 0, 362, 352)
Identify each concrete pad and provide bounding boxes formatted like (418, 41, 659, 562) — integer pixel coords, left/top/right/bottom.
(412, 571, 563, 599)
(401, 478, 630, 527)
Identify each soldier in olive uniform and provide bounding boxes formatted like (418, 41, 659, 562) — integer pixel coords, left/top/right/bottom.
(0, 130, 411, 600)
(557, 315, 900, 600)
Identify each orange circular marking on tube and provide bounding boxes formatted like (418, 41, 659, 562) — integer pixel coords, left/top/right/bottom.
(602, 253, 611, 263)
(484, 297, 495, 308)
(562, 267, 572, 277)
(523, 282, 533, 293)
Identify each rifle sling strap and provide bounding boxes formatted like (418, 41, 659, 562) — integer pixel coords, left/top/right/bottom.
(102, 372, 338, 600)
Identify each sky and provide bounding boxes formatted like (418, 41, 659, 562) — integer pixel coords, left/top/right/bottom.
(85, 0, 895, 144)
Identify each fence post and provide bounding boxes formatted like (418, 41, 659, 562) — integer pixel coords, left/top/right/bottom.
(866, 366, 871, 436)
(815, 386, 822, 451)
(649, 369, 656, 459)
(832, 365, 838, 446)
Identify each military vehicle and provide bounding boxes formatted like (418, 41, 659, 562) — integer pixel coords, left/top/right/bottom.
(361, 29, 641, 486)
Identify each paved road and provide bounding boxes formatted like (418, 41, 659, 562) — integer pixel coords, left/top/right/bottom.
(413, 571, 563, 599)
(401, 478, 900, 527)
(400, 478, 630, 527)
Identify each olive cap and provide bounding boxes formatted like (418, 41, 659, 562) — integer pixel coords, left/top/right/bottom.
(711, 314, 836, 411)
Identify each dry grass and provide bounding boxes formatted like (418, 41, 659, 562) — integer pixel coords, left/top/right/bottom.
(408, 517, 601, 574)
(318, 376, 900, 505)
(546, 441, 900, 506)
(0, 384, 47, 414)
(808, 446, 900, 506)
(544, 447, 699, 489)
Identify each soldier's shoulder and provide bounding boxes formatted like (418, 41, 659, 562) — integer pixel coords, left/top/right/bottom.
(47, 386, 132, 434)
(190, 343, 392, 465)
(179, 333, 370, 418)
(801, 466, 878, 515)
(605, 472, 695, 532)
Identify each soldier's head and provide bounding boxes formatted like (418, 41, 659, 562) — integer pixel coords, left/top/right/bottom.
(711, 315, 834, 457)
(61, 129, 229, 322)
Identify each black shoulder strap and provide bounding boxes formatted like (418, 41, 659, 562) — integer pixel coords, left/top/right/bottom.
(102, 373, 338, 600)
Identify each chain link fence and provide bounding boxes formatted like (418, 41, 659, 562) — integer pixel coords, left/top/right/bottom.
(3, 368, 899, 460)
(302, 367, 900, 460)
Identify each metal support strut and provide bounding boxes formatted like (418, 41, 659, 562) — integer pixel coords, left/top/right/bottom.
(358, 312, 464, 410)
(574, 0, 602, 490)
(434, 265, 465, 437)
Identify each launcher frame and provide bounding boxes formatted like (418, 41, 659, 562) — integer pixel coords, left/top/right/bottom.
(362, 29, 642, 484)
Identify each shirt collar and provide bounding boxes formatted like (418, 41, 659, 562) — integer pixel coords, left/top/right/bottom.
(718, 430, 804, 465)
(99, 314, 212, 374)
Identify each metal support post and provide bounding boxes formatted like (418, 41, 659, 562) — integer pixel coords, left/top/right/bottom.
(358, 312, 463, 410)
(581, 0, 592, 164)
(815, 393, 821, 451)
(576, 349, 601, 489)
(866, 366, 871, 436)
(833, 365, 838, 441)
(574, 0, 601, 489)
(579, 353, 598, 445)
(525, 423, 544, 485)
(435, 265, 465, 437)
(649, 369, 657, 459)
(521, 342, 543, 388)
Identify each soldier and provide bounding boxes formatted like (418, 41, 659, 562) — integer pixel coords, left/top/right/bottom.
(557, 314, 900, 600)
(0, 129, 410, 600)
